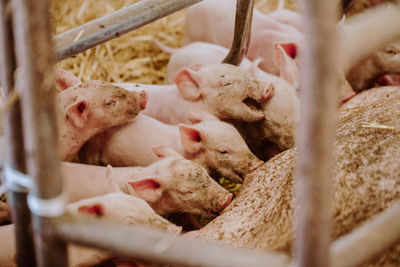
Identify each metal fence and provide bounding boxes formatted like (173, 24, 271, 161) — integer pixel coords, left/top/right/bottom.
(1, 0, 400, 266)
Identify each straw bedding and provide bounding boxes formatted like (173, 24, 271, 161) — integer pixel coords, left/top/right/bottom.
(52, 0, 295, 85)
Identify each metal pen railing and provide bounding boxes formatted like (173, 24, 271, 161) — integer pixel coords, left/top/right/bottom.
(1, 0, 400, 266)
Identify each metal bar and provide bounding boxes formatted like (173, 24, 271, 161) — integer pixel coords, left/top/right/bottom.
(11, 0, 68, 266)
(331, 202, 400, 267)
(294, 0, 338, 267)
(54, 0, 202, 61)
(222, 0, 254, 65)
(0, 0, 36, 266)
(53, 214, 290, 267)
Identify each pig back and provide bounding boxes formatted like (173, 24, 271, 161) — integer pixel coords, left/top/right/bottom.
(187, 86, 400, 266)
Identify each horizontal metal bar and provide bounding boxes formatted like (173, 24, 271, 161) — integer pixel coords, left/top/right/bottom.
(53, 214, 290, 267)
(54, 0, 202, 61)
(331, 201, 400, 267)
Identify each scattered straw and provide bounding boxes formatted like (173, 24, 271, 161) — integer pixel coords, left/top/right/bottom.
(73, 29, 84, 43)
(51, 0, 295, 85)
(361, 122, 396, 130)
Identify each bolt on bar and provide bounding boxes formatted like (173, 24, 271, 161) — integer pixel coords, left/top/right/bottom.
(54, 0, 202, 61)
(331, 201, 400, 267)
(0, 0, 36, 265)
(294, 0, 338, 266)
(222, 0, 254, 65)
(54, 213, 290, 267)
(11, 0, 68, 266)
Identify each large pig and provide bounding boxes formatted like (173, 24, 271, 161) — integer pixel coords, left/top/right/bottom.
(62, 149, 232, 217)
(0, 193, 181, 267)
(56, 80, 147, 161)
(184, 0, 304, 75)
(79, 114, 263, 183)
(116, 63, 274, 125)
(185, 86, 400, 266)
(346, 40, 400, 92)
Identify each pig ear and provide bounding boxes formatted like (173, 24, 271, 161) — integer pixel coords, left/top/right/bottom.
(77, 203, 104, 217)
(174, 68, 201, 101)
(55, 69, 81, 91)
(152, 146, 183, 158)
(105, 165, 122, 193)
(244, 57, 264, 79)
(126, 178, 162, 203)
(66, 99, 89, 128)
(179, 124, 203, 154)
(273, 42, 300, 89)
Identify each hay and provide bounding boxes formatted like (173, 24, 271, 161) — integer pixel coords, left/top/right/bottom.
(52, 0, 296, 85)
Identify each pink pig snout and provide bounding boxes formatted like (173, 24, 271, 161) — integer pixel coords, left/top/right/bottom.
(249, 159, 264, 172)
(140, 92, 148, 110)
(217, 193, 233, 211)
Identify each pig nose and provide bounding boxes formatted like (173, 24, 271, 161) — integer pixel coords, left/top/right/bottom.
(217, 193, 233, 211)
(140, 91, 148, 110)
(341, 92, 356, 104)
(249, 159, 264, 172)
(262, 82, 275, 101)
(169, 225, 183, 234)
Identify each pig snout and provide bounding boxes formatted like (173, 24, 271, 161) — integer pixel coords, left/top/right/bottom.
(248, 82, 275, 104)
(217, 193, 233, 211)
(249, 159, 264, 172)
(169, 225, 183, 234)
(126, 90, 147, 116)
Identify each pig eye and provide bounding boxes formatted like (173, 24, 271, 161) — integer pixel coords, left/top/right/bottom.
(385, 46, 398, 55)
(217, 147, 230, 155)
(105, 100, 116, 107)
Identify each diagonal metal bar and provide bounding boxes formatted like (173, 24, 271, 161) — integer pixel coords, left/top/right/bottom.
(294, 0, 339, 266)
(331, 201, 400, 267)
(11, 0, 68, 265)
(222, 0, 254, 65)
(0, 0, 36, 265)
(54, 0, 202, 61)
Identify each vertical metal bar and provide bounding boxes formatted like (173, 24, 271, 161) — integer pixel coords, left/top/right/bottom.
(0, 0, 36, 266)
(222, 0, 254, 65)
(295, 0, 338, 267)
(11, 0, 68, 266)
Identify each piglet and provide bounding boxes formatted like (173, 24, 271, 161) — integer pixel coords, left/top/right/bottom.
(55, 68, 81, 91)
(79, 114, 263, 183)
(155, 41, 299, 90)
(154, 45, 300, 155)
(68, 193, 181, 233)
(62, 149, 232, 217)
(116, 63, 274, 125)
(0, 194, 181, 267)
(184, 0, 304, 75)
(347, 40, 400, 92)
(56, 80, 147, 161)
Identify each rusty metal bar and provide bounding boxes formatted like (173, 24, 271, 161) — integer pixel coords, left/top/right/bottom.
(53, 214, 290, 267)
(54, 0, 202, 61)
(294, 0, 338, 267)
(222, 0, 254, 65)
(331, 201, 400, 267)
(0, 0, 36, 266)
(11, 0, 68, 266)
